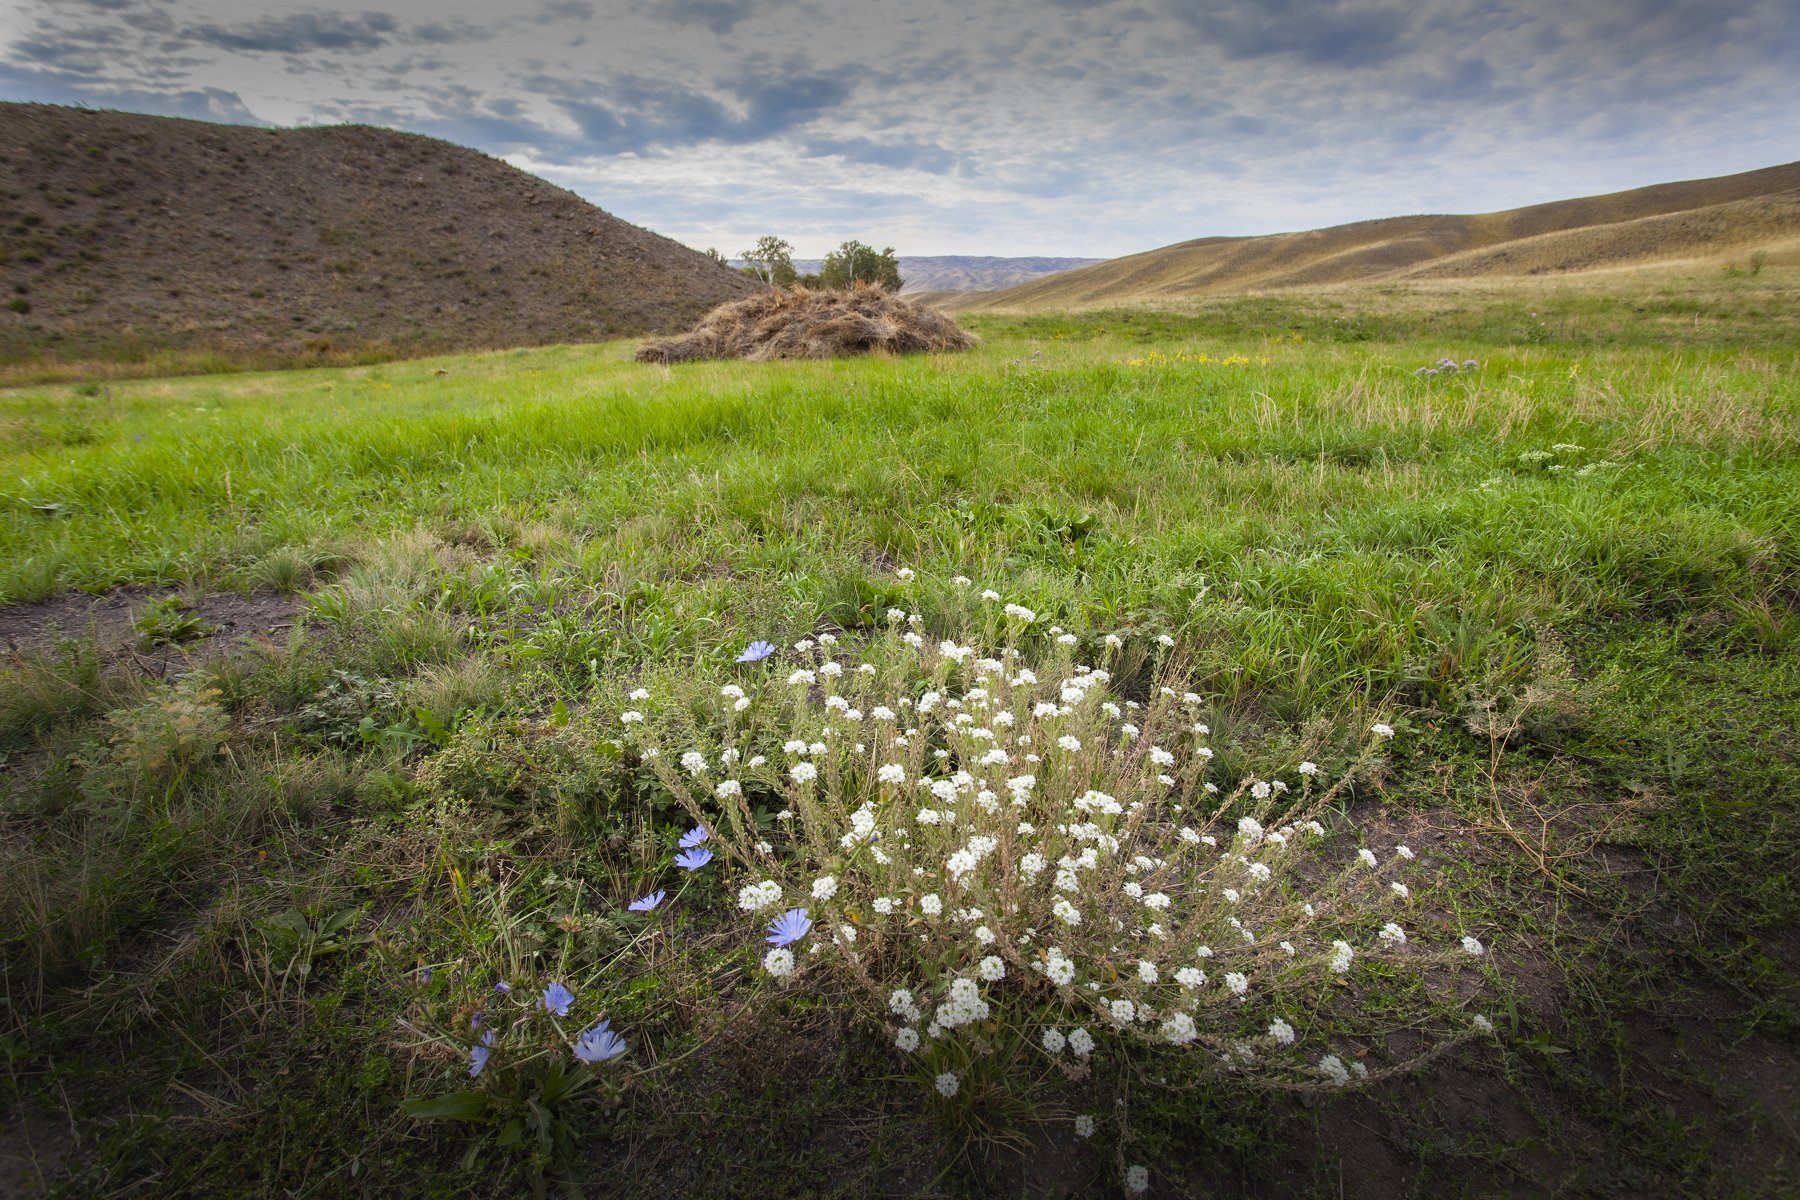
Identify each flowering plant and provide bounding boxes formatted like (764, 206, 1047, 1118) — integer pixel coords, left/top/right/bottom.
(622, 574, 1497, 1189)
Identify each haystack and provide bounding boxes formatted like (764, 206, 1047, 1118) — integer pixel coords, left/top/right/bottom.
(635, 284, 977, 364)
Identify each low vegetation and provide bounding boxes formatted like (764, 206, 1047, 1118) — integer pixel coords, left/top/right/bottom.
(0, 273, 1796, 1196)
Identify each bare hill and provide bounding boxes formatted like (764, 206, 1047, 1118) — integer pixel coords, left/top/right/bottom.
(954, 162, 1800, 310)
(0, 103, 758, 366)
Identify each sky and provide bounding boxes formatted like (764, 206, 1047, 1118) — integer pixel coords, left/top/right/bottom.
(2, 0, 1796, 257)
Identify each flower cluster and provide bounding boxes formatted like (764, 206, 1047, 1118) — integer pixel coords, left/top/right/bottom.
(1415, 356, 1479, 377)
(621, 576, 1498, 1190)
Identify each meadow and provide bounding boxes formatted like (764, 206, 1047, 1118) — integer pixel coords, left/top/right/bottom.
(1, 272, 1797, 1198)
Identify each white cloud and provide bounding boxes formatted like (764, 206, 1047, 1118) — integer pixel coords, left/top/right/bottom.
(2, 0, 1796, 255)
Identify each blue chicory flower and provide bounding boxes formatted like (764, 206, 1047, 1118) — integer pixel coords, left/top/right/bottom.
(573, 1019, 629, 1065)
(766, 907, 813, 947)
(542, 981, 575, 1017)
(737, 640, 776, 663)
(679, 825, 710, 850)
(627, 889, 667, 912)
(675, 847, 714, 871)
(468, 1028, 495, 1078)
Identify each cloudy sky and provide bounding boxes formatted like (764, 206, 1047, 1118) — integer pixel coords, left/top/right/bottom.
(2, 0, 1796, 256)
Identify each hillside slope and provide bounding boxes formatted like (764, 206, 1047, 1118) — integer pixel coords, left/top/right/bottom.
(954, 161, 1800, 310)
(0, 103, 758, 365)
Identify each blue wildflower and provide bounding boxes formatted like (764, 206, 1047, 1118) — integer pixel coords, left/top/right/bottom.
(542, 981, 575, 1017)
(675, 847, 714, 871)
(418, 967, 433, 985)
(627, 889, 667, 912)
(573, 1019, 629, 1065)
(737, 641, 776, 663)
(766, 907, 812, 946)
(494, 980, 512, 994)
(469, 1029, 495, 1078)
(679, 825, 710, 850)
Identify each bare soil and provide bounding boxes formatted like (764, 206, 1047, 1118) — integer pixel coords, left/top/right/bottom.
(0, 585, 299, 665)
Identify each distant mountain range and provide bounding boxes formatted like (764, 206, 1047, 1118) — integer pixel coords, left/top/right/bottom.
(950, 161, 1800, 310)
(737, 256, 1108, 294)
(0, 103, 755, 366)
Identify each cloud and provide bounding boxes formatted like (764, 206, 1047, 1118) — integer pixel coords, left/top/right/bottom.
(1165, 0, 1419, 68)
(0, 60, 261, 122)
(185, 11, 399, 54)
(545, 71, 850, 154)
(1, 0, 1797, 255)
(654, 0, 764, 33)
(804, 135, 962, 174)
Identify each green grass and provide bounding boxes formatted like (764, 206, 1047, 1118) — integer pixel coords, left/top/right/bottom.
(1, 279, 1797, 1197)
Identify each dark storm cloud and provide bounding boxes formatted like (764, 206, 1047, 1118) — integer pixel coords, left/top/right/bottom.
(186, 10, 398, 54)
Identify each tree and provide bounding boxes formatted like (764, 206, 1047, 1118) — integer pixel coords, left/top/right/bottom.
(738, 236, 795, 288)
(819, 241, 902, 292)
(701, 247, 730, 267)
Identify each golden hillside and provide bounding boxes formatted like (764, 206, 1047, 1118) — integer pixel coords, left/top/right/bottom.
(953, 161, 1800, 310)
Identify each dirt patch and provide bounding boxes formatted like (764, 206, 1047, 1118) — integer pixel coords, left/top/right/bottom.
(635, 284, 978, 364)
(0, 586, 300, 664)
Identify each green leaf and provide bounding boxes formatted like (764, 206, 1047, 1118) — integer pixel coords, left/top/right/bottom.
(401, 1091, 492, 1122)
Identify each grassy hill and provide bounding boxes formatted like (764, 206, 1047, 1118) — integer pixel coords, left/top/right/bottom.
(954, 161, 1800, 310)
(0, 103, 757, 373)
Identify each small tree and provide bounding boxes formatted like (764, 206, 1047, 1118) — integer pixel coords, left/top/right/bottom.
(820, 241, 903, 291)
(701, 247, 730, 267)
(738, 236, 795, 289)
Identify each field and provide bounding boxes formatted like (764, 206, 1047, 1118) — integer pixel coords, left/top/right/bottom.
(2, 271, 1797, 1198)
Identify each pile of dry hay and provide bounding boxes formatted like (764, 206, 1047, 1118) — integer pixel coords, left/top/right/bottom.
(635, 284, 977, 364)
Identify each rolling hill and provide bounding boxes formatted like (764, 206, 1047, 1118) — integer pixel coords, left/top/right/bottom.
(0, 103, 758, 366)
(952, 161, 1800, 310)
